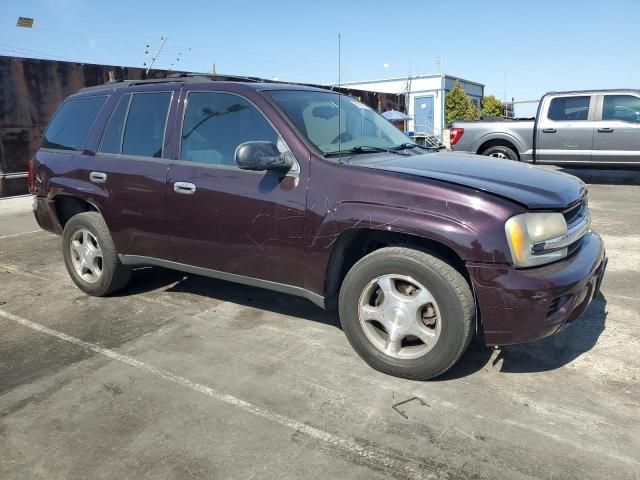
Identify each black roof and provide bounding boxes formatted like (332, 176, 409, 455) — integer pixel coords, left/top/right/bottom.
(77, 73, 329, 94)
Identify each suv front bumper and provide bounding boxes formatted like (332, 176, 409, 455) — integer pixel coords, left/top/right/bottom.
(467, 232, 606, 346)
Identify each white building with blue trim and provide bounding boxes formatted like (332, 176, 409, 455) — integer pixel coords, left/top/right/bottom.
(344, 74, 484, 141)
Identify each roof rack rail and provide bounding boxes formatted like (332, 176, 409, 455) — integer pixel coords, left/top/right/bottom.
(79, 72, 269, 92)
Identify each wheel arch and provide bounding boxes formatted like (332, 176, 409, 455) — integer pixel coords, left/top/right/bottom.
(474, 133, 524, 159)
(476, 139, 520, 159)
(53, 194, 100, 229)
(323, 228, 471, 311)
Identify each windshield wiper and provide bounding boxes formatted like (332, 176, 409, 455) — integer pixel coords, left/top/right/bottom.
(324, 145, 408, 158)
(391, 142, 432, 151)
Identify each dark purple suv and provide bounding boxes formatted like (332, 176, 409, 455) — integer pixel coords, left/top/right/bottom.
(31, 77, 607, 379)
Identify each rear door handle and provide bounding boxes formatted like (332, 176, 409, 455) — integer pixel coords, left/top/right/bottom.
(89, 171, 107, 183)
(542, 128, 557, 133)
(174, 181, 196, 194)
(597, 127, 614, 133)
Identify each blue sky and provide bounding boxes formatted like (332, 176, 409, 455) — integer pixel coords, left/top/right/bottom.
(2, 0, 639, 115)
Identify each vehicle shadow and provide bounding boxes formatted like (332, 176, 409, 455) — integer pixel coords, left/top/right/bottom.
(555, 166, 640, 185)
(118, 266, 342, 329)
(119, 267, 608, 380)
(439, 294, 608, 380)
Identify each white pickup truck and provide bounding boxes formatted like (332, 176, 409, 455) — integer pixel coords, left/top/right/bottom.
(450, 89, 640, 165)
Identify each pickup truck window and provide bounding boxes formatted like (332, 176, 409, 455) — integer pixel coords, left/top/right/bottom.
(181, 92, 278, 166)
(42, 96, 107, 151)
(99, 94, 130, 154)
(603, 95, 640, 123)
(122, 92, 172, 158)
(548, 96, 590, 121)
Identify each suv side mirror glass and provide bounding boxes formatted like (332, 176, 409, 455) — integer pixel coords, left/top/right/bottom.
(235, 141, 293, 172)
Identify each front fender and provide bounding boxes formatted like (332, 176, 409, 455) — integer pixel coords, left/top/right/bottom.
(304, 198, 515, 296)
(311, 200, 478, 255)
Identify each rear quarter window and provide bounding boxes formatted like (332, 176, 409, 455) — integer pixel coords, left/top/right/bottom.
(42, 96, 108, 151)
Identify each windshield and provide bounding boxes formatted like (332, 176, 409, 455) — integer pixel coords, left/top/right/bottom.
(267, 90, 412, 155)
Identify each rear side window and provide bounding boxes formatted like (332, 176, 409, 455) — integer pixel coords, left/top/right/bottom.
(42, 96, 107, 151)
(99, 95, 130, 154)
(121, 92, 172, 158)
(547, 96, 590, 121)
(180, 92, 278, 166)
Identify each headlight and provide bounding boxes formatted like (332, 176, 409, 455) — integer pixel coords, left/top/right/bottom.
(505, 212, 568, 267)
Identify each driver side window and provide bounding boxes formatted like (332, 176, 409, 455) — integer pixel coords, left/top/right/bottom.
(602, 95, 640, 124)
(181, 92, 279, 166)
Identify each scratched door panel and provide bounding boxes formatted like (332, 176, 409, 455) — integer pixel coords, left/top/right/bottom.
(164, 90, 309, 287)
(165, 162, 308, 286)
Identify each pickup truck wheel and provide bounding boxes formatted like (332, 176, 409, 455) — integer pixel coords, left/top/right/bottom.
(339, 247, 474, 380)
(482, 145, 518, 161)
(62, 212, 131, 296)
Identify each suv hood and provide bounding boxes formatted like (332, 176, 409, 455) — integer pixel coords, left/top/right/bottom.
(357, 151, 586, 209)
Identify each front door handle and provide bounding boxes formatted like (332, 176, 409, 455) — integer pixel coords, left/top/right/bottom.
(597, 127, 614, 133)
(174, 182, 196, 194)
(542, 128, 557, 133)
(89, 171, 107, 183)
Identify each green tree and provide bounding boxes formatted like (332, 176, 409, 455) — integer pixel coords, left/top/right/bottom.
(445, 81, 479, 126)
(481, 95, 504, 118)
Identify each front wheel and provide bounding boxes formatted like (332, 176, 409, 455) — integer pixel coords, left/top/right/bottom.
(338, 247, 474, 380)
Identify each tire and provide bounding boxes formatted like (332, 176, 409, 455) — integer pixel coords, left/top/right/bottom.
(482, 145, 518, 161)
(62, 212, 131, 296)
(338, 247, 474, 380)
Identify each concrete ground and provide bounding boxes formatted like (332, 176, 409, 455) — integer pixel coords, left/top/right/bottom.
(0, 168, 639, 480)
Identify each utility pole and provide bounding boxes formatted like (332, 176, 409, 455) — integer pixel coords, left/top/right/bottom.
(212, 63, 216, 76)
(503, 70, 507, 103)
(146, 36, 167, 75)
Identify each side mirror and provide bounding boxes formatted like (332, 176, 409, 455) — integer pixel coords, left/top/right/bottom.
(235, 141, 293, 172)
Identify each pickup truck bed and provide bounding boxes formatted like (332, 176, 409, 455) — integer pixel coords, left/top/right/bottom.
(451, 118, 535, 162)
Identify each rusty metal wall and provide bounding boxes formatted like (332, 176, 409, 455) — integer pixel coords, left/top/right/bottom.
(0, 56, 187, 196)
(0, 55, 405, 197)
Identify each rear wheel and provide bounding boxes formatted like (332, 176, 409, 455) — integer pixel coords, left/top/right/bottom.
(62, 212, 131, 296)
(482, 145, 518, 161)
(338, 247, 474, 380)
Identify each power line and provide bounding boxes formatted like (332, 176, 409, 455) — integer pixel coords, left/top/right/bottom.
(1, 16, 384, 83)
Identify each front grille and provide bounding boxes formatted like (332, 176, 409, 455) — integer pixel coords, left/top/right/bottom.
(563, 197, 588, 226)
(547, 298, 561, 317)
(531, 196, 590, 258)
(566, 236, 584, 257)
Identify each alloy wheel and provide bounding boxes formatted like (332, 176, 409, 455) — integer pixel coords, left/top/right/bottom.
(358, 274, 441, 359)
(69, 228, 103, 283)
